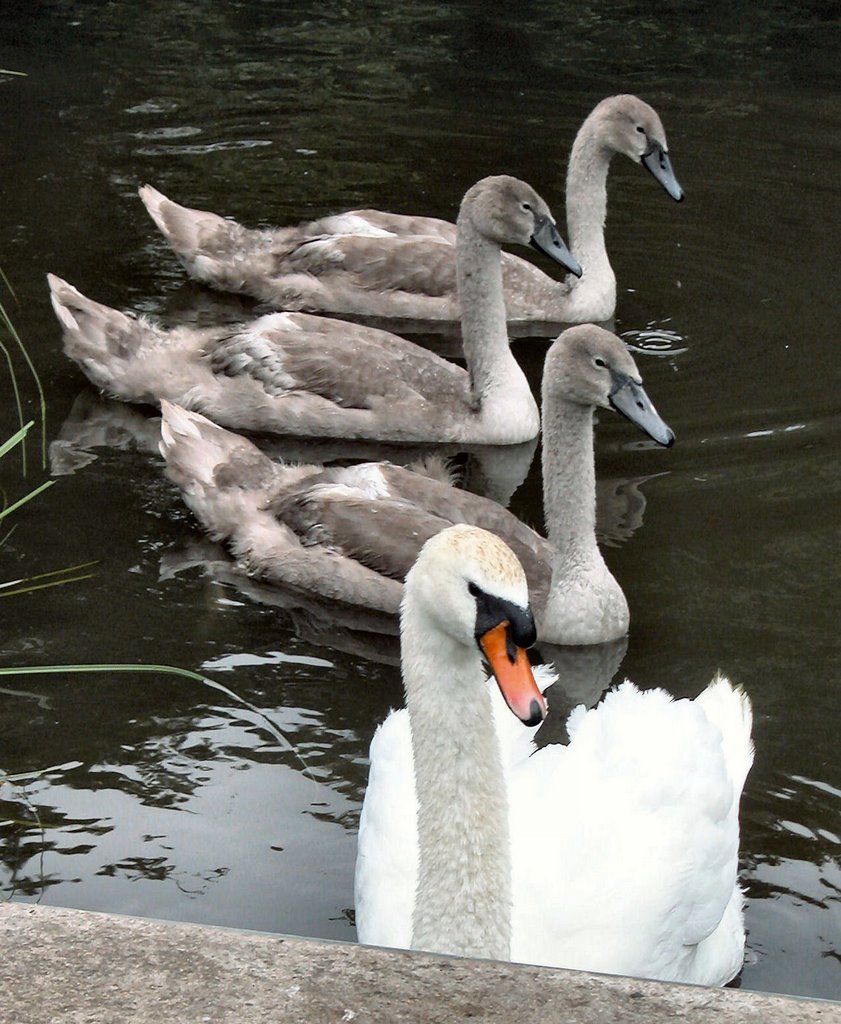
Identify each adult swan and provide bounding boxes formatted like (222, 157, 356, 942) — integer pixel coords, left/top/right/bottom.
(355, 525, 753, 986)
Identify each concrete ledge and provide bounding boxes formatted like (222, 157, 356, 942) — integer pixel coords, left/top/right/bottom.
(1, 902, 838, 1023)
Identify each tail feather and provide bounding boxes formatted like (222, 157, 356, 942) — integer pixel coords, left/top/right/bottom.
(159, 400, 260, 489)
(48, 273, 134, 343)
(158, 401, 285, 538)
(48, 275, 86, 333)
(158, 403, 402, 612)
(695, 673, 754, 793)
(405, 453, 460, 487)
(139, 184, 233, 257)
(47, 273, 157, 397)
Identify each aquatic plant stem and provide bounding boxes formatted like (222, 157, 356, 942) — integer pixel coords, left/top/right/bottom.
(0, 298, 47, 468)
(0, 340, 26, 474)
(0, 663, 314, 779)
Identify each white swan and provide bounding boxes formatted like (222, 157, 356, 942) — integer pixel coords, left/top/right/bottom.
(158, 323, 673, 645)
(49, 176, 576, 446)
(355, 524, 753, 986)
(139, 94, 681, 325)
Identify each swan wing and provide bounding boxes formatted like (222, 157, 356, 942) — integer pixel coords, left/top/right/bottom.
(270, 472, 452, 583)
(271, 460, 553, 591)
(354, 708, 418, 949)
(378, 464, 554, 598)
(509, 680, 752, 985)
(320, 209, 458, 243)
(208, 311, 467, 408)
(281, 235, 458, 298)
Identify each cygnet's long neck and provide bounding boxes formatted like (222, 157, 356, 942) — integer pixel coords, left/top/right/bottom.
(402, 606, 512, 961)
(536, 380, 631, 643)
(539, 382, 628, 644)
(541, 391, 601, 570)
(457, 215, 538, 440)
(561, 116, 616, 320)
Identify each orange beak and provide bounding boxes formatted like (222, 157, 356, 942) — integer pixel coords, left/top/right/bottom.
(479, 622, 547, 726)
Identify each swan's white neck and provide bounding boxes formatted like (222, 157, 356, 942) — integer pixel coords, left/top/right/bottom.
(540, 392, 628, 644)
(402, 609, 512, 960)
(457, 216, 539, 443)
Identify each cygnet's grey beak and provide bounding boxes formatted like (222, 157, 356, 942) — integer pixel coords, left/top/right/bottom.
(609, 372, 675, 447)
(530, 215, 583, 278)
(642, 140, 684, 202)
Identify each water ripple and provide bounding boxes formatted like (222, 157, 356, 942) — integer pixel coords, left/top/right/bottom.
(621, 323, 688, 356)
(135, 138, 273, 157)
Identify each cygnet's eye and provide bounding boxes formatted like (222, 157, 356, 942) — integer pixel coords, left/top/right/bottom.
(593, 356, 607, 369)
(636, 125, 645, 134)
(521, 201, 532, 212)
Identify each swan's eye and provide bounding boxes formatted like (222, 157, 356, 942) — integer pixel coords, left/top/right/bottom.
(636, 125, 645, 134)
(521, 201, 532, 212)
(593, 357, 607, 369)
(468, 581, 481, 598)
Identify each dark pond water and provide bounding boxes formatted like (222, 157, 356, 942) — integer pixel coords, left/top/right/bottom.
(2, 0, 840, 1001)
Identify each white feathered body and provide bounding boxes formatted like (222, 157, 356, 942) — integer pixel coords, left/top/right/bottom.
(355, 675, 753, 986)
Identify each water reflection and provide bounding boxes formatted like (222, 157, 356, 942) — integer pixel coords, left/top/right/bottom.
(741, 772, 841, 998)
(1, 761, 358, 937)
(0, 676, 374, 938)
(53, 391, 659, 551)
(159, 537, 402, 668)
(534, 638, 629, 746)
(50, 388, 538, 507)
(50, 392, 161, 476)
